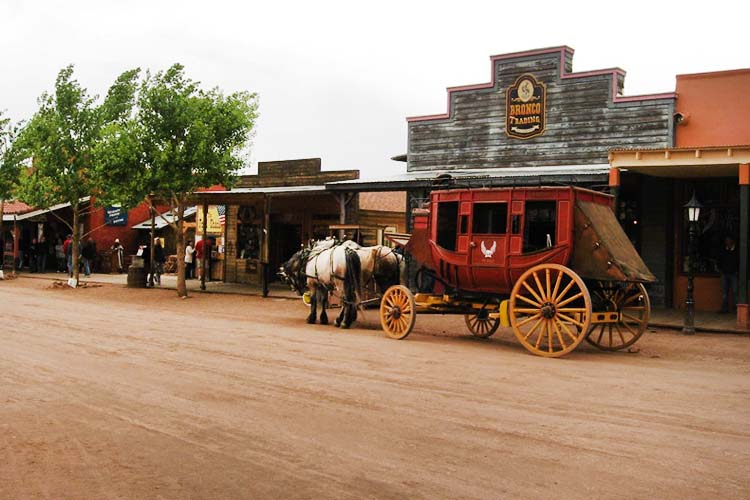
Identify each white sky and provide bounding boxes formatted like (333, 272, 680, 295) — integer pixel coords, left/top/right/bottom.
(2, 0, 749, 179)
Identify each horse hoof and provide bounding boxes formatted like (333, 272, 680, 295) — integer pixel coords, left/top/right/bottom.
(306, 317, 316, 324)
(320, 317, 329, 325)
(340, 323, 350, 330)
(334, 319, 341, 327)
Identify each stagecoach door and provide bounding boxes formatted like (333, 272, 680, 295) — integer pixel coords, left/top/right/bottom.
(507, 193, 565, 284)
(468, 195, 510, 292)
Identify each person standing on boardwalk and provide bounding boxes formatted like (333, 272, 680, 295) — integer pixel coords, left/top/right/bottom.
(184, 241, 195, 279)
(63, 234, 73, 276)
(111, 238, 125, 273)
(54, 238, 65, 272)
(150, 237, 165, 285)
(718, 235, 739, 313)
(81, 238, 96, 277)
(37, 235, 49, 273)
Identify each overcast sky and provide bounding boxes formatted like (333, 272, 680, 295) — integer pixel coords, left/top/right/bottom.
(2, 0, 749, 179)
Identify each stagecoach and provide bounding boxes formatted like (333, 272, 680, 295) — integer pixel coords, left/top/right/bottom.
(380, 186, 655, 357)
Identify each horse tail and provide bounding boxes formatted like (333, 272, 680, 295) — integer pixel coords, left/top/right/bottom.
(344, 247, 361, 311)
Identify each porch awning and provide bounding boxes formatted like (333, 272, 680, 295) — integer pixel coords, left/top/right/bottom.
(2, 197, 91, 222)
(131, 206, 197, 230)
(609, 145, 750, 177)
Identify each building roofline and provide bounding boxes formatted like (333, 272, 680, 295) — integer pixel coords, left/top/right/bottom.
(407, 46, 676, 123)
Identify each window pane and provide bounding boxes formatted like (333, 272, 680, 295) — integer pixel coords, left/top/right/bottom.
(472, 203, 508, 234)
(523, 201, 556, 253)
(436, 202, 458, 251)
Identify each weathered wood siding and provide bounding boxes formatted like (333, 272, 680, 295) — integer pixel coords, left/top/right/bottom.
(408, 52, 674, 171)
(237, 158, 359, 188)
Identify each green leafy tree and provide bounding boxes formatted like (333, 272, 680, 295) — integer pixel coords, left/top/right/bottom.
(15, 65, 139, 285)
(97, 63, 258, 297)
(0, 111, 22, 261)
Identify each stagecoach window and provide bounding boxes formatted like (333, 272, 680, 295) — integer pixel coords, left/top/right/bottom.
(472, 203, 508, 234)
(460, 216, 468, 234)
(523, 201, 556, 253)
(436, 201, 459, 251)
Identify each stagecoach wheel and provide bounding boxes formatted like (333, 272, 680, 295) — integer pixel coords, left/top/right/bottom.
(586, 282, 650, 351)
(380, 285, 416, 340)
(509, 264, 592, 358)
(464, 309, 500, 338)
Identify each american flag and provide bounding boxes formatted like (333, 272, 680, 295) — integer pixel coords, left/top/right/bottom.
(217, 205, 226, 226)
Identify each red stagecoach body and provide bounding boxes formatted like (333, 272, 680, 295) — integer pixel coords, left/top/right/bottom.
(405, 186, 654, 296)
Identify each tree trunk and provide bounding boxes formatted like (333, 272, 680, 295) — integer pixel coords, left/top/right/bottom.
(176, 201, 187, 297)
(72, 206, 80, 286)
(0, 199, 4, 270)
(149, 202, 155, 287)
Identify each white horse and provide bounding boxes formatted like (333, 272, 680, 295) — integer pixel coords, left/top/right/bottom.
(281, 239, 361, 328)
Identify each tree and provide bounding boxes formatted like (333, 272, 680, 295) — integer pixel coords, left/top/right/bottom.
(97, 63, 258, 297)
(15, 65, 139, 285)
(0, 111, 22, 266)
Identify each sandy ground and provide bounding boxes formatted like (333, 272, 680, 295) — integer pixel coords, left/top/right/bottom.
(0, 277, 749, 500)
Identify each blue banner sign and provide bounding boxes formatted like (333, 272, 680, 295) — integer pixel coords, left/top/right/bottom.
(105, 206, 128, 226)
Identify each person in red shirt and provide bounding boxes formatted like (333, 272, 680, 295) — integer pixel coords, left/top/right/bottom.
(195, 238, 212, 280)
(62, 234, 73, 276)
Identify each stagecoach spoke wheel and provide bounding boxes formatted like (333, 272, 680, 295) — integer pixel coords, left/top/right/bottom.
(380, 285, 416, 340)
(509, 264, 592, 358)
(586, 282, 650, 351)
(464, 308, 500, 338)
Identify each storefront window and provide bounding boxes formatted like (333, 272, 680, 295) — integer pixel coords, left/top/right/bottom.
(680, 180, 739, 275)
(236, 206, 261, 259)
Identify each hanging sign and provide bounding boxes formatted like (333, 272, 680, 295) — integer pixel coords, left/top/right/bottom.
(505, 74, 546, 139)
(105, 206, 128, 226)
(196, 205, 225, 235)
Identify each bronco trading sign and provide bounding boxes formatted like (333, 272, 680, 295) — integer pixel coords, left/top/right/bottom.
(505, 74, 546, 139)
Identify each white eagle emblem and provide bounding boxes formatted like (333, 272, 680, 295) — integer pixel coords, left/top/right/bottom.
(480, 241, 497, 259)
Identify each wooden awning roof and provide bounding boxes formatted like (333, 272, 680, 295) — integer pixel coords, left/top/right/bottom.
(609, 145, 750, 177)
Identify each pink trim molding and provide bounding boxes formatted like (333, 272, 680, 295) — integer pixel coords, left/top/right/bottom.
(407, 46, 677, 123)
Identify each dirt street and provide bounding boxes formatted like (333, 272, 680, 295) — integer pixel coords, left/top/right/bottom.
(1, 277, 749, 499)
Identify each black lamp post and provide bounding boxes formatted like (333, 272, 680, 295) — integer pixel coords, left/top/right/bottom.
(683, 192, 702, 334)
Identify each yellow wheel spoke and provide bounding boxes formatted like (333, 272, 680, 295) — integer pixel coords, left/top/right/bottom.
(553, 320, 567, 349)
(620, 320, 639, 337)
(551, 270, 563, 303)
(521, 280, 545, 306)
(545, 269, 552, 304)
(557, 307, 587, 313)
(516, 294, 542, 308)
(533, 271, 547, 301)
(557, 319, 578, 342)
(554, 279, 576, 305)
(517, 313, 542, 328)
(614, 324, 627, 345)
(514, 307, 543, 314)
(596, 323, 606, 344)
(557, 312, 584, 328)
(524, 316, 544, 340)
(621, 312, 643, 324)
(535, 321, 546, 349)
(557, 291, 584, 308)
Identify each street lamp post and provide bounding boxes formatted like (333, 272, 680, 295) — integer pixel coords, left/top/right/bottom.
(683, 192, 702, 335)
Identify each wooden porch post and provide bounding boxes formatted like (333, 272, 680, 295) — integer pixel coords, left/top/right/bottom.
(608, 167, 621, 217)
(200, 202, 208, 291)
(261, 195, 270, 297)
(737, 163, 749, 330)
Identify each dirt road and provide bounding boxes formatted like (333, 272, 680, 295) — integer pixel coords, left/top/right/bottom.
(1, 277, 749, 499)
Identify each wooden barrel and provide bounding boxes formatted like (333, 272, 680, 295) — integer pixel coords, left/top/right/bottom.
(127, 265, 147, 288)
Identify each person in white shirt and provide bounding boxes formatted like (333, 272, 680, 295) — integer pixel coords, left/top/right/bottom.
(184, 241, 195, 279)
